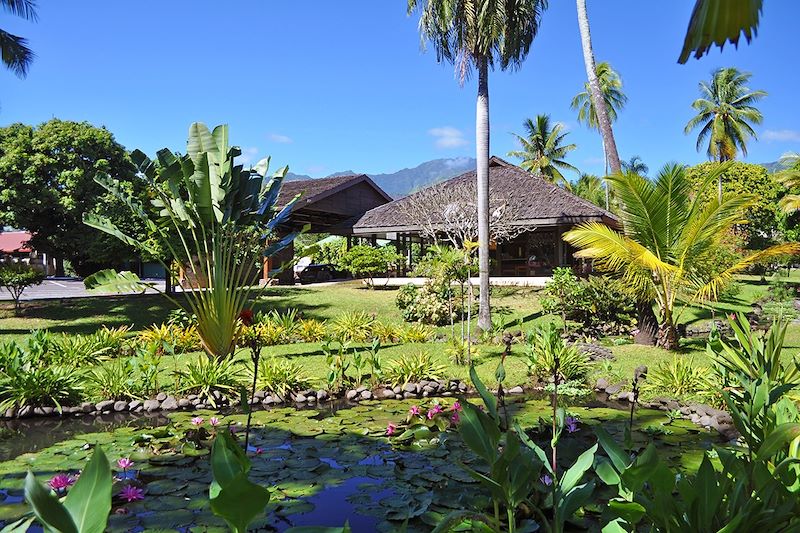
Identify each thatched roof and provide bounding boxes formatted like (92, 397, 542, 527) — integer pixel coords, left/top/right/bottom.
(352, 157, 616, 233)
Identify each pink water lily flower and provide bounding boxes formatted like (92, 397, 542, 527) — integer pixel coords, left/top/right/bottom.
(450, 412, 460, 425)
(409, 405, 421, 416)
(48, 474, 75, 492)
(119, 485, 145, 502)
(117, 458, 133, 470)
(209, 417, 220, 427)
(386, 423, 396, 436)
(427, 404, 443, 419)
(451, 401, 462, 412)
(191, 416, 204, 426)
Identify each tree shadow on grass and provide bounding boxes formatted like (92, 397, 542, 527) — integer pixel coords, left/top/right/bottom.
(0, 294, 176, 336)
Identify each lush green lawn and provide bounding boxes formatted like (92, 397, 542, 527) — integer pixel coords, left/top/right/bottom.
(1, 278, 797, 396)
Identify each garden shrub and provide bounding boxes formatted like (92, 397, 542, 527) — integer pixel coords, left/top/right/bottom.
(175, 357, 246, 407)
(339, 245, 401, 288)
(540, 268, 635, 337)
(296, 318, 328, 343)
(371, 321, 401, 343)
(330, 311, 374, 343)
(386, 351, 446, 386)
(0, 339, 84, 411)
(138, 323, 200, 353)
(525, 323, 592, 382)
(88, 358, 138, 401)
(255, 357, 314, 397)
(51, 332, 114, 366)
(398, 323, 434, 343)
(646, 356, 711, 396)
(395, 283, 455, 326)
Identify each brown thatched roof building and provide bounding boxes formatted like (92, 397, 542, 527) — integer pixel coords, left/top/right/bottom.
(350, 157, 617, 276)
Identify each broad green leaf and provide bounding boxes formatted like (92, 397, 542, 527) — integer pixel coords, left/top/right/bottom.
(607, 500, 646, 524)
(24, 472, 78, 533)
(83, 269, 147, 294)
(0, 517, 35, 533)
(757, 423, 800, 461)
(469, 366, 497, 421)
(209, 472, 270, 533)
(560, 480, 596, 524)
(63, 446, 112, 533)
(594, 458, 620, 486)
(560, 443, 597, 492)
(595, 426, 629, 472)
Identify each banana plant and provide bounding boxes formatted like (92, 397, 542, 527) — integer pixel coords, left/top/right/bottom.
(83, 123, 302, 359)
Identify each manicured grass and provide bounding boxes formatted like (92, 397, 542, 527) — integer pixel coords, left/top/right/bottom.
(2, 277, 798, 400)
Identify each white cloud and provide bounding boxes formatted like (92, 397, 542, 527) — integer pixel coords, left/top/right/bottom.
(583, 156, 605, 165)
(428, 126, 468, 149)
(763, 129, 800, 142)
(268, 133, 293, 144)
(238, 147, 259, 165)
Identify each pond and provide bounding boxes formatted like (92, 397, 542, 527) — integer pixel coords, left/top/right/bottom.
(0, 396, 722, 532)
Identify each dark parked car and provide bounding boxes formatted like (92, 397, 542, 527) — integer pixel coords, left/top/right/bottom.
(296, 263, 342, 284)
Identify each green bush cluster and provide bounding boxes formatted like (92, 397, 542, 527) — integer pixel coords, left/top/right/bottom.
(396, 283, 457, 325)
(540, 268, 636, 337)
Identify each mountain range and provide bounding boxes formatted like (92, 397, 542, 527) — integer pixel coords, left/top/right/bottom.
(286, 156, 793, 198)
(286, 157, 477, 198)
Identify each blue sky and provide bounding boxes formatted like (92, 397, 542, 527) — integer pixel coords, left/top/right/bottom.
(1, 1, 798, 178)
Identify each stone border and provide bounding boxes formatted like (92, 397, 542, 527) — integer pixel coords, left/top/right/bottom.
(594, 379, 737, 440)
(1, 377, 737, 440)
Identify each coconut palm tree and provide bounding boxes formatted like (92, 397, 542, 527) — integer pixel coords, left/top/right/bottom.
(621, 155, 648, 176)
(508, 115, 577, 186)
(564, 163, 800, 350)
(575, 0, 622, 176)
(569, 173, 605, 208)
(679, 0, 762, 63)
(776, 152, 800, 213)
(408, 0, 548, 332)
(685, 67, 766, 162)
(1, 0, 37, 78)
(571, 61, 627, 138)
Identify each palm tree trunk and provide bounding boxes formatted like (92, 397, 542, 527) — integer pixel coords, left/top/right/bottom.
(634, 300, 658, 346)
(476, 56, 492, 332)
(576, 0, 622, 174)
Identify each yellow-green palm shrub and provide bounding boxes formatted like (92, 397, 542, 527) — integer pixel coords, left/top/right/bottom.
(564, 163, 800, 349)
(84, 123, 301, 359)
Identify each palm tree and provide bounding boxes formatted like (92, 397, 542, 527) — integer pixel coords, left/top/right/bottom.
(776, 152, 800, 213)
(508, 115, 577, 185)
(621, 155, 648, 176)
(571, 62, 627, 137)
(685, 67, 766, 162)
(679, 0, 762, 63)
(569, 173, 605, 208)
(1, 0, 37, 78)
(408, 0, 548, 332)
(575, 0, 622, 176)
(564, 163, 800, 350)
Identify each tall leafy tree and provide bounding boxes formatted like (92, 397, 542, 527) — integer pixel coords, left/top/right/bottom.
(621, 155, 648, 176)
(777, 153, 800, 214)
(408, 0, 548, 331)
(684, 67, 766, 162)
(564, 163, 799, 350)
(1, 0, 37, 77)
(0, 119, 143, 276)
(508, 114, 577, 185)
(575, 0, 622, 176)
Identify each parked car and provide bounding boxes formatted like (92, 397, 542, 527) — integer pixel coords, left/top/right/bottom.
(296, 263, 342, 284)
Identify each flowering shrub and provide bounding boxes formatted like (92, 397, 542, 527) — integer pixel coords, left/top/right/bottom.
(396, 283, 456, 326)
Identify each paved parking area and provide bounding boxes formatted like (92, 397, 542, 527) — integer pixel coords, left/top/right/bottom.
(0, 278, 166, 301)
